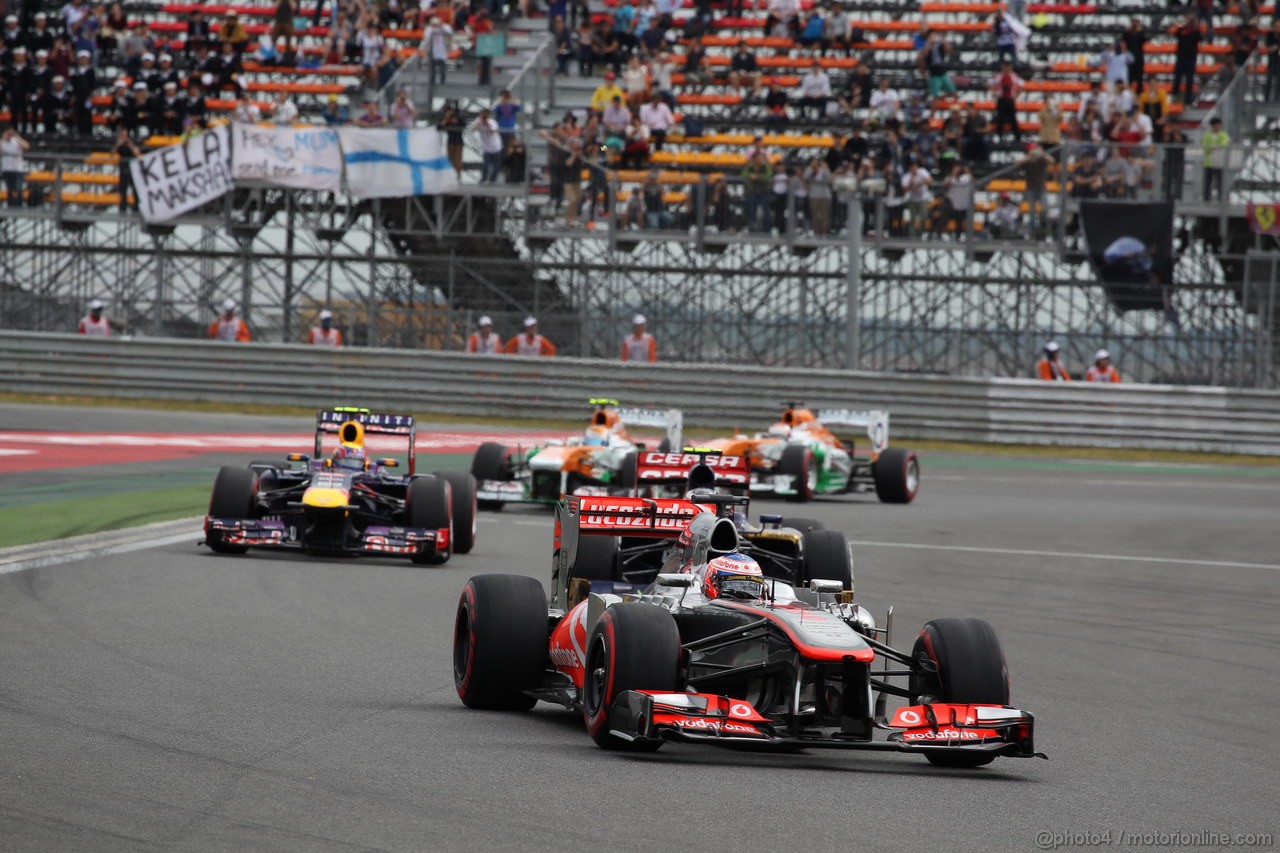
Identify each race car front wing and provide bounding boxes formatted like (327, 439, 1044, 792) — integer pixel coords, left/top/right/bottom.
(605, 691, 1046, 760)
(203, 517, 449, 558)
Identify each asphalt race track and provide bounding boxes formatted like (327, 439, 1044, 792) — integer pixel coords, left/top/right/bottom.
(2, 407, 1279, 851)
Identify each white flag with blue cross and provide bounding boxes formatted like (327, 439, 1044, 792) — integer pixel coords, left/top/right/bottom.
(339, 127, 459, 198)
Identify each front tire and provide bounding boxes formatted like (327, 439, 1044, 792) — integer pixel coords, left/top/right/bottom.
(910, 617, 1010, 768)
(471, 442, 512, 511)
(799, 529, 853, 589)
(873, 448, 920, 504)
(206, 466, 256, 554)
(777, 444, 816, 502)
(583, 603, 681, 750)
(407, 476, 452, 565)
(453, 574, 547, 710)
(435, 470, 478, 554)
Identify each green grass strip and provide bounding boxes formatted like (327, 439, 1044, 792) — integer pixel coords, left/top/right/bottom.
(0, 485, 210, 549)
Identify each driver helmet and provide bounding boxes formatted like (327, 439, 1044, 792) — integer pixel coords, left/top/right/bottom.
(583, 425, 611, 447)
(766, 422, 792, 438)
(702, 553, 766, 601)
(333, 444, 365, 465)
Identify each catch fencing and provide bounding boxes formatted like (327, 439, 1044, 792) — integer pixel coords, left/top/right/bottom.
(2, 331, 1277, 455)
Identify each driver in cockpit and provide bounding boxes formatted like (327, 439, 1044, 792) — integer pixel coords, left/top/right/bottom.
(700, 553, 768, 601)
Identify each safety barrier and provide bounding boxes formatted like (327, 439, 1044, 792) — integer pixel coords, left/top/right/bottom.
(2, 331, 1278, 456)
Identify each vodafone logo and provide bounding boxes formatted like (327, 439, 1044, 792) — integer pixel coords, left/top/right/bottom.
(729, 703, 753, 718)
(902, 729, 981, 741)
(899, 710, 922, 726)
(671, 718, 758, 735)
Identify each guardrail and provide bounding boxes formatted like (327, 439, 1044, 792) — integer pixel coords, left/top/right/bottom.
(3, 331, 1278, 456)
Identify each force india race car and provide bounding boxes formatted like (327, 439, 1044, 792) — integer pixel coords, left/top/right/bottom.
(470, 398, 682, 510)
(452, 494, 1044, 766)
(586, 448, 856, 592)
(203, 407, 477, 564)
(703, 404, 919, 503)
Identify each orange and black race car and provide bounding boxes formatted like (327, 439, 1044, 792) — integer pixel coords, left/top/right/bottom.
(702, 403, 920, 503)
(469, 398, 683, 509)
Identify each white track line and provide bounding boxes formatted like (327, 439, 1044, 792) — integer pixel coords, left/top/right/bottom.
(926, 474, 1280, 491)
(0, 518, 203, 575)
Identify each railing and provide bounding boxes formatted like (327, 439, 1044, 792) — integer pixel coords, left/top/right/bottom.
(1, 330, 1277, 455)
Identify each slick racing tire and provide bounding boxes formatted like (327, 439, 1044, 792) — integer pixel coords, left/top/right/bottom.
(613, 451, 637, 492)
(872, 448, 920, 504)
(777, 444, 817, 502)
(799, 529, 853, 590)
(781, 517, 825, 533)
(570, 534, 621, 583)
(454, 574, 547, 711)
(206, 466, 256, 554)
(471, 442, 512, 511)
(435, 470, 478, 555)
(910, 618, 1010, 768)
(407, 476, 453, 565)
(583, 603, 680, 750)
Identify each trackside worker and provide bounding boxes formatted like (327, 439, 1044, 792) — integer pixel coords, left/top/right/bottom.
(1086, 349, 1121, 383)
(78, 299, 110, 336)
(467, 315, 502, 354)
(1036, 340, 1070, 381)
(309, 309, 343, 346)
(209, 298, 251, 342)
(504, 316, 556, 356)
(620, 313, 657, 362)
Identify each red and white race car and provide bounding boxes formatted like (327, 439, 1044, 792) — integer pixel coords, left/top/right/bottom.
(452, 493, 1044, 766)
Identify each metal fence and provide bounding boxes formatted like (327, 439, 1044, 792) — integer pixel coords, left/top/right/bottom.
(2, 330, 1277, 455)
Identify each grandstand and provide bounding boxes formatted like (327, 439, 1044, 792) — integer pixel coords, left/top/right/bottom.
(0, 0, 1277, 386)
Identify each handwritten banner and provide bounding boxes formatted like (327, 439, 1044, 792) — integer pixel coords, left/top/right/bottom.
(1246, 203, 1280, 236)
(231, 123, 343, 191)
(130, 125, 233, 223)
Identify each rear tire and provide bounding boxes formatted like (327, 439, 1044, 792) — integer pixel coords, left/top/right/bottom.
(781, 517, 825, 533)
(872, 448, 920, 504)
(910, 617, 1010, 768)
(206, 466, 256, 554)
(777, 444, 816, 502)
(583, 603, 681, 750)
(613, 451, 636, 492)
(435, 470, 478, 554)
(453, 574, 547, 711)
(471, 442, 512, 511)
(570, 534, 622, 582)
(407, 476, 452, 565)
(799, 529, 853, 590)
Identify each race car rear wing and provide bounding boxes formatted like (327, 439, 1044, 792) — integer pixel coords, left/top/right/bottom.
(617, 407, 683, 450)
(314, 407, 418, 474)
(633, 450, 751, 493)
(816, 409, 889, 455)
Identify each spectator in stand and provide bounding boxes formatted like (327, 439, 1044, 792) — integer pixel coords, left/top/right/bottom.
(1096, 39, 1134, 85)
(987, 192, 1021, 239)
(78, 299, 111, 336)
(992, 12, 1018, 66)
(1, 125, 30, 208)
(621, 55, 648, 111)
(273, 90, 299, 125)
(467, 316, 503, 353)
(1018, 142, 1053, 235)
(563, 137, 584, 226)
(869, 78, 900, 123)
(918, 31, 955, 102)
(217, 12, 250, 51)
(766, 0, 801, 37)
(640, 169, 670, 228)
(1085, 349, 1120, 383)
(69, 51, 95, 135)
(354, 97, 386, 127)
(1171, 13, 1203, 105)
(552, 17, 573, 76)
(1038, 98, 1063, 152)
(622, 114, 650, 169)
(504, 136, 526, 182)
(308, 310, 343, 346)
(943, 162, 971, 237)
(375, 45, 400, 91)
(321, 94, 348, 126)
(271, 0, 296, 63)
(423, 15, 453, 85)
(471, 8, 495, 85)
(1036, 341, 1070, 381)
(763, 81, 789, 127)
(187, 6, 211, 53)
(493, 89, 520, 148)
(798, 8, 825, 53)
(388, 90, 415, 128)
(620, 314, 656, 361)
(154, 81, 183, 135)
(798, 64, 831, 120)
(728, 43, 759, 95)
(1201, 117, 1229, 202)
(357, 20, 384, 68)
(591, 71, 625, 113)
(438, 102, 465, 179)
(901, 161, 931, 237)
(1071, 149, 1103, 199)
(505, 317, 556, 355)
(1264, 19, 1280, 102)
(990, 61, 1023, 142)
(209, 299, 251, 342)
(476, 108, 503, 183)
(742, 150, 773, 233)
(681, 37, 710, 93)
(1120, 19, 1146, 88)
(639, 93, 674, 151)
(806, 158, 833, 235)
(234, 90, 261, 123)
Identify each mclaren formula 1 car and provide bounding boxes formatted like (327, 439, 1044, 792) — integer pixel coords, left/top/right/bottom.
(703, 404, 919, 503)
(470, 398, 682, 510)
(452, 494, 1044, 766)
(202, 407, 477, 564)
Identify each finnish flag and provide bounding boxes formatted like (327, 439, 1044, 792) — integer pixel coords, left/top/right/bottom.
(339, 127, 459, 199)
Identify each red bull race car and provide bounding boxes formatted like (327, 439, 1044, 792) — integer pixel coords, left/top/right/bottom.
(202, 407, 477, 564)
(452, 493, 1043, 766)
(470, 398, 683, 510)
